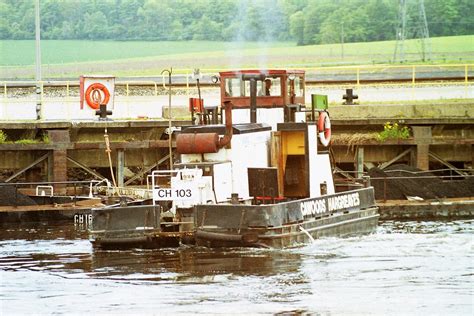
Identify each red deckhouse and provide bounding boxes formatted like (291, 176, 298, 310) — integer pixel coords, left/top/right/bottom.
(219, 69, 306, 109)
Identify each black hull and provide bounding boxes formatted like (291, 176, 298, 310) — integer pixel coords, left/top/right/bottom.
(89, 204, 194, 250)
(194, 187, 378, 248)
(195, 207, 379, 248)
(89, 187, 378, 249)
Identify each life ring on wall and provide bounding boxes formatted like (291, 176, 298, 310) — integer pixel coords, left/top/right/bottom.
(318, 111, 331, 147)
(85, 83, 110, 110)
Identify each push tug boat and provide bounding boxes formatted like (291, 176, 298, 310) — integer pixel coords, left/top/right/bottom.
(89, 70, 379, 249)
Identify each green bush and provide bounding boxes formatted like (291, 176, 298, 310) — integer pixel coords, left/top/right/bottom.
(41, 133, 50, 144)
(377, 122, 410, 142)
(0, 130, 7, 143)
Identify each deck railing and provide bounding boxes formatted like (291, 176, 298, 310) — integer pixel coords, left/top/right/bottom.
(0, 180, 107, 207)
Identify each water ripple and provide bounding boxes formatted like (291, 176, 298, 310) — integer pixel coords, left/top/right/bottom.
(0, 220, 472, 315)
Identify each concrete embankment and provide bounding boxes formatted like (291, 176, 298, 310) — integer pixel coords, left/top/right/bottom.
(329, 102, 474, 121)
(378, 198, 474, 220)
(164, 101, 474, 121)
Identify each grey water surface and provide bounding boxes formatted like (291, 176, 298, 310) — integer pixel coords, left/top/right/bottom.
(0, 220, 472, 315)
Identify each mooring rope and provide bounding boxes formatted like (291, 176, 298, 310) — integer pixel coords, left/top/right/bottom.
(104, 126, 121, 196)
(161, 68, 174, 170)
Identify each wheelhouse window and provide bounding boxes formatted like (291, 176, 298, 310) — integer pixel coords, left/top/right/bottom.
(225, 78, 243, 97)
(288, 75, 304, 98)
(257, 77, 281, 97)
(294, 76, 304, 97)
(224, 76, 282, 97)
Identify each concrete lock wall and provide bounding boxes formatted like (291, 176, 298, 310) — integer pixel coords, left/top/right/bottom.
(0, 98, 472, 184)
(329, 103, 474, 120)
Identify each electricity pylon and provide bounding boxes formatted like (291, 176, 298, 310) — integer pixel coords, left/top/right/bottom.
(418, 0, 432, 61)
(393, 0, 407, 62)
(393, 0, 432, 62)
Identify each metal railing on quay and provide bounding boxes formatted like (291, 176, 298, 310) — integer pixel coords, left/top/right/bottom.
(2, 63, 472, 89)
(1, 64, 472, 121)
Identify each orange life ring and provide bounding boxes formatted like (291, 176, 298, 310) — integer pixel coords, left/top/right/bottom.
(85, 83, 110, 110)
(318, 111, 331, 147)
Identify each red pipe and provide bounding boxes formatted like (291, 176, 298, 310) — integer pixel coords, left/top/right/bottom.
(218, 100, 233, 148)
(176, 133, 219, 154)
(176, 101, 233, 154)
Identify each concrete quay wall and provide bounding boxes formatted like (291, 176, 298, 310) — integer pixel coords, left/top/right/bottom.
(329, 103, 474, 121)
(0, 102, 472, 188)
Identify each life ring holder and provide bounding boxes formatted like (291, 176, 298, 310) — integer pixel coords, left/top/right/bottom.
(318, 111, 331, 147)
(85, 83, 110, 110)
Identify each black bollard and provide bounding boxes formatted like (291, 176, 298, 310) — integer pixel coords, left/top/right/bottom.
(343, 89, 359, 105)
(95, 103, 113, 121)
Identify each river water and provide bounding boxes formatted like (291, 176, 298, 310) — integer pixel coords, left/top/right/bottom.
(1, 220, 472, 315)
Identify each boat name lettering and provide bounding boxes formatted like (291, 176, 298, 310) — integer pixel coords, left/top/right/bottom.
(153, 186, 196, 201)
(74, 214, 92, 226)
(300, 199, 326, 217)
(328, 192, 360, 212)
(175, 189, 192, 198)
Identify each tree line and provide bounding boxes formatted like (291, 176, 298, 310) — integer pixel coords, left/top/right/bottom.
(1, 0, 472, 45)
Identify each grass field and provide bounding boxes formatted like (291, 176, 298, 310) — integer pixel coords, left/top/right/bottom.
(0, 41, 296, 66)
(1, 35, 473, 78)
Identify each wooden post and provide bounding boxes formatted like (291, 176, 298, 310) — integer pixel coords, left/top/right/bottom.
(471, 144, 474, 171)
(52, 149, 68, 194)
(117, 149, 125, 188)
(47, 151, 54, 182)
(412, 126, 432, 171)
(356, 146, 364, 179)
(47, 130, 70, 194)
(416, 144, 430, 171)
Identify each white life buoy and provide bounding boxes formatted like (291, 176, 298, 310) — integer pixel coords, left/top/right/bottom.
(318, 111, 331, 147)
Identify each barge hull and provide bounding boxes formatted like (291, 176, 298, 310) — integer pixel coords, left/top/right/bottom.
(195, 207, 379, 248)
(89, 204, 194, 249)
(195, 188, 379, 248)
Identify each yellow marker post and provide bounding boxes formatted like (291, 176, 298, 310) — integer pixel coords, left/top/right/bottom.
(356, 67, 360, 87)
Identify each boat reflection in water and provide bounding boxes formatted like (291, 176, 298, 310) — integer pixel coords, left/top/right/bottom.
(1, 220, 472, 315)
(90, 247, 303, 281)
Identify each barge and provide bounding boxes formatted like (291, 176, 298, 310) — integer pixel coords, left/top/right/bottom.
(89, 69, 378, 249)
